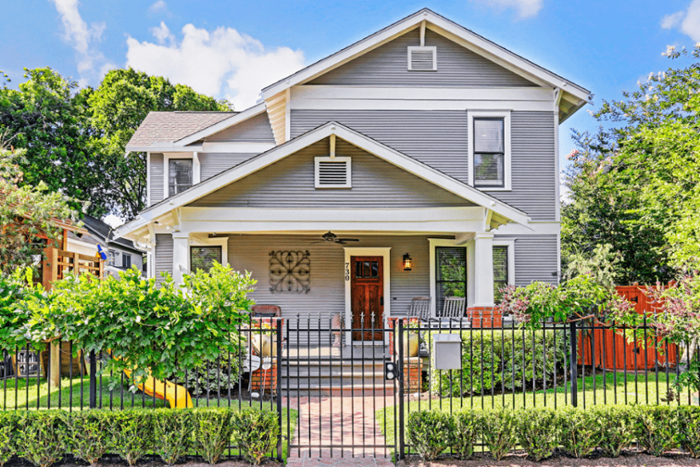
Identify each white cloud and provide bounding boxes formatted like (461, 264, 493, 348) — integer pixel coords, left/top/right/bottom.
(148, 0, 169, 15)
(125, 24, 305, 109)
(49, 0, 115, 85)
(470, 0, 543, 19)
(660, 0, 700, 42)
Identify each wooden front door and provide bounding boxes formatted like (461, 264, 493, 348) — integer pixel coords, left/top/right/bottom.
(351, 256, 384, 341)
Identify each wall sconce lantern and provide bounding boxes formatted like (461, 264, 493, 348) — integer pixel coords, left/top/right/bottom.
(403, 253, 413, 271)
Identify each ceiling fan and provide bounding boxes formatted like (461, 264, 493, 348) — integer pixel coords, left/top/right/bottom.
(313, 231, 360, 245)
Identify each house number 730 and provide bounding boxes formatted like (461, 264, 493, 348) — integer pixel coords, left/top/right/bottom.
(345, 262, 350, 281)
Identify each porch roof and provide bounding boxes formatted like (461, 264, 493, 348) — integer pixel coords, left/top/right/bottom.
(114, 121, 530, 242)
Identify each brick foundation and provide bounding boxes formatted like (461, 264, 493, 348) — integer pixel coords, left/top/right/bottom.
(404, 357, 423, 393)
(251, 362, 277, 394)
(467, 306, 502, 328)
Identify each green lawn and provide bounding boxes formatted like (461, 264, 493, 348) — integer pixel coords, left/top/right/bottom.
(376, 371, 696, 448)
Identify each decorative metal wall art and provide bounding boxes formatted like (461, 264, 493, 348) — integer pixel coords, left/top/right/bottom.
(269, 250, 311, 294)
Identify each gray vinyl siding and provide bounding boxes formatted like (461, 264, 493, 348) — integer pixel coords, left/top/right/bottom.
(154, 234, 173, 285)
(497, 234, 559, 286)
(291, 110, 470, 183)
(198, 153, 259, 181)
(150, 153, 164, 205)
(188, 138, 475, 208)
(291, 110, 557, 221)
(227, 234, 431, 345)
(309, 29, 535, 87)
(205, 113, 275, 143)
(485, 111, 557, 221)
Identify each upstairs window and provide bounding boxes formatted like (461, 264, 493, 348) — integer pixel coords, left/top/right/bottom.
(315, 156, 352, 188)
(473, 118, 505, 188)
(169, 159, 193, 196)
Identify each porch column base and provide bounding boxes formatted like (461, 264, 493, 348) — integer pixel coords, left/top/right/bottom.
(467, 306, 502, 328)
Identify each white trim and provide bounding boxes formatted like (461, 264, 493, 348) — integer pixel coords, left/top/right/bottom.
(174, 103, 267, 147)
(553, 94, 561, 222)
(291, 85, 554, 101)
(189, 234, 229, 268)
(261, 9, 591, 103)
(343, 247, 391, 344)
(492, 239, 515, 286)
(146, 152, 151, 207)
(494, 221, 560, 235)
(428, 238, 467, 317)
(407, 46, 437, 71)
(468, 110, 511, 191)
(200, 142, 275, 153)
(163, 153, 199, 198)
(289, 98, 553, 112)
(129, 145, 203, 153)
(314, 156, 352, 188)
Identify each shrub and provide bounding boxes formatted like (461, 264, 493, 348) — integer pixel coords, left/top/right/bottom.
(478, 409, 517, 460)
(516, 407, 558, 461)
(406, 411, 455, 460)
(429, 330, 567, 397)
(0, 412, 20, 467)
(106, 410, 153, 466)
(590, 405, 636, 457)
(152, 409, 193, 465)
(65, 411, 111, 465)
(676, 406, 700, 458)
(557, 407, 602, 458)
(633, 405, 679, 456)
(451, 411, 479, 460)
(231, 409, 279, 465)
(192, 408, 234, 465)
(20, 412, 67, 467)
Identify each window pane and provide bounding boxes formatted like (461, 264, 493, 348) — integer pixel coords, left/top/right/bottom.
(122, 254, 131, 269)
(435, 247, 467, 313)
(355, 261, 362, 278)
(493, 246, 508, 302)
(371, 261, 378, 278)
(474, 119, 504, 153)
(190, 246, 222, 273)
(363, 261, 370, 278)
(474, 153, 504, 186)
(437, 282, 466, 316)
(169, 159, 193, 196)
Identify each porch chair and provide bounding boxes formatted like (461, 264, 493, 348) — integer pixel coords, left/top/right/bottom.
(408, 297, 431, 321)
(439, 297, 466, 318)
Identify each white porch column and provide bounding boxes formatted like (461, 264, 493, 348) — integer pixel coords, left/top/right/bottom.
(473, 232, 495, 306)
(172, 233, 190, 285)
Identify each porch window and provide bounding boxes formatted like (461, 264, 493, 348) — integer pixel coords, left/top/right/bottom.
(493, 246, 508, 302)
(473, 118, 504, 188)
(169, 159, 193, 196)
(190, 246, 222, 273)
(122, 253, 131, 269)
(435, 247, 467, 314)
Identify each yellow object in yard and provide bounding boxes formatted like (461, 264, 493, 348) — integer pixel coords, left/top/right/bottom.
(111, 351, 193, 408)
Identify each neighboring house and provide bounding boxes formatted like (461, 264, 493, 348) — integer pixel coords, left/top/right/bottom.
(115, 9, 591, 342)
(72, 215, 144, 277)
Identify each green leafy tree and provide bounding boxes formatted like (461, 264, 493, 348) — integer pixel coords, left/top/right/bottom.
(562, 45, 700, 283)
(88, 68, 231, 219)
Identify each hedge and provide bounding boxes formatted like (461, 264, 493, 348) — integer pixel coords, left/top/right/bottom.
(429, 329, 568, 396)
(0, 407, 278, 466)
(406, 405, 700, 461)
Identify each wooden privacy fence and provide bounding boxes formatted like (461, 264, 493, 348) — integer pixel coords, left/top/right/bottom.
(579, 284, 679, 370)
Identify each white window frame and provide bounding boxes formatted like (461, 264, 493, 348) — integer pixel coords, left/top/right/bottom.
(314, 156, 352, 189)
(492, 239, 515, 286)
(188, 235, 229, 272)
(407, 46, 437, 71)
(164, 152, 200, 198)
(468, 111, 512, 191)
(429, 238, 469, 318)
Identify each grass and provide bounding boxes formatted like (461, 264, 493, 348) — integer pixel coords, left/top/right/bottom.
(376, 371, 696, 448)
(0, 374, 298, 461)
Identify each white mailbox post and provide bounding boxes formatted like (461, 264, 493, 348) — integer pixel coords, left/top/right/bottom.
(433, 333, 462, 370)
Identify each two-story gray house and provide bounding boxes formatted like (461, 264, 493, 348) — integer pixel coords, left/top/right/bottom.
(115, 9, 591, 343)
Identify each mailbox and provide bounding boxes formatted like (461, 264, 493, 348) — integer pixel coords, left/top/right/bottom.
(433, 334, 462, 370)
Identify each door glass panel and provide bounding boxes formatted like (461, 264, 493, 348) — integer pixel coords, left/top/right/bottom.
(371, 261, 378, 278)
(355, 261, 362, 278)
(363, 261, 370, 278)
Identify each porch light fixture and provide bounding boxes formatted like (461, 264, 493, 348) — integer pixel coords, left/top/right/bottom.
(403, 253, 413, 271)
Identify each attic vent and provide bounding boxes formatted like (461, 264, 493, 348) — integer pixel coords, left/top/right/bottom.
(315, 156, 352, 189)
(407, 46, 437, 71)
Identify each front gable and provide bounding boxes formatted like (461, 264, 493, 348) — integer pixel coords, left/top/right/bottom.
(309, 28, 536, 88)
(188, 137, 476, 209)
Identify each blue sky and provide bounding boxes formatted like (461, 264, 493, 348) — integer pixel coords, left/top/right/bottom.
(2, 0, 700, 163)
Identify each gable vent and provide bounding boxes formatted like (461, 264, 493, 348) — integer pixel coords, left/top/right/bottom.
(407, 46, 437, 71)
(315, 156, 352, 188)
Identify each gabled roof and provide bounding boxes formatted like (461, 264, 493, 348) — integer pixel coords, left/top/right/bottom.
(127, 111, 237, 149)
(262, 8, 591, 109)
(82, 215, 144, 253)
(114, 121, 529, 240)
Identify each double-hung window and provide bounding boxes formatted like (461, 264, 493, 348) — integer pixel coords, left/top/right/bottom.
(169, 159, 193, 196)
(493, 246, 509, 302)
(190, 246, 222, 273)
(473, 118, 505, 188)
(435, 247, 467, 315)
(122, 253, 132, 269)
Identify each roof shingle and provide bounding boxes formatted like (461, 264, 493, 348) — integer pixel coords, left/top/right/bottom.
(127, 111, 237, 148)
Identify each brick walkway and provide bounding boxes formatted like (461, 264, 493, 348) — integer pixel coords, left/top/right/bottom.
(284, 396, 396, 467)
